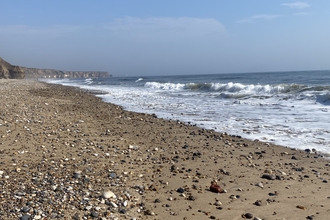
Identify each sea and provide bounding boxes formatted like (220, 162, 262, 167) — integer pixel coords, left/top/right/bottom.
(41, 70, 330, 154)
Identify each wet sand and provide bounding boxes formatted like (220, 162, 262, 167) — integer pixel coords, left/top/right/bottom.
(1, 79, 330, 220)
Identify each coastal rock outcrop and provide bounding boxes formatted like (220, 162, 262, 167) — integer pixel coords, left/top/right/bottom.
(0, 57, 25, 79)
(0, 57, 110, 79)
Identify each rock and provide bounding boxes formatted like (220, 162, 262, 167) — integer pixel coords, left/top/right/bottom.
(177, 187, 185, 193)
(187, 195, 196, 201)
(73, 170, 82, 178)
(102, 190, 115, 199)
(254, 200, 267, 206)
(109, 172, 117, 178)
(72, 212, 81, 220)
(214, 200, 222, 206)
(291, 155, 299, 160)
(119, 208, 127, 214)
(261, 174, 276, 180)
(210, 182, 223, 193)
(255, 182, 264, 188)
(20, 215, 31, 220)
(21, 206, 30, 213)
(296, 205, 306, 210)
(0, 57, 24, 79)
(242, 213, 253, 219)
(90, 212, 98, 218)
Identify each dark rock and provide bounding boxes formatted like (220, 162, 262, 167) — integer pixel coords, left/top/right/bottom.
(261, 174, 276, 180)
(21, 206, 30, 213)
(119, 209, 127, 214)
(187, 195, 196, 201)
(20, 215, 31, 220)
(72, 213, 81, 220)
(210, 182, 223, 193)
(242, 213, 253, 219)
(90, 212, 98, 218)
(254, 200, 263, 206)
(294, 167, 304, 172)
(268, 191, 278, 196)
(291, 155, 299, 160)
(177, 187, 185, 193)
(182, 145, 189, 149)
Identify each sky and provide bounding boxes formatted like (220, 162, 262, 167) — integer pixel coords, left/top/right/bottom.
(1, 0, 330, 76)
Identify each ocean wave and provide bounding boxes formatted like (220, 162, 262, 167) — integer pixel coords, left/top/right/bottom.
(144, 81, 330, 102)
(145, 82, 185, 90)
(85, 78, 93, 84)
(316, 92, 330, 105)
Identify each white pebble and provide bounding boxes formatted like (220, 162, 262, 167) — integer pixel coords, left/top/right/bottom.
(102, 190, 116, 199)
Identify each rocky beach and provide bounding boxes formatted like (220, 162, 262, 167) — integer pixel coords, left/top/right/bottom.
(1, 79, 330, 220)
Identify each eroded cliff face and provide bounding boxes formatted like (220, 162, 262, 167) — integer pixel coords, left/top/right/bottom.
(0, 57, 25, 79)
(22, 67, 110, 79)
(0, 57, 110, 79)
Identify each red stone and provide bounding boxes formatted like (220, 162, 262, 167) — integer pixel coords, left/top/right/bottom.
(210, 183, 223, 193)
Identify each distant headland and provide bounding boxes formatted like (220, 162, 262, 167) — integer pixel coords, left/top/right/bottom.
(0, 57, 111, 79)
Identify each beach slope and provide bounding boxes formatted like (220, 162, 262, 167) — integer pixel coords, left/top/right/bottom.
(0, 79, 329, 219)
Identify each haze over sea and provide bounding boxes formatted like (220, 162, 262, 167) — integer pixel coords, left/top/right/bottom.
(43, 70, 330, 154)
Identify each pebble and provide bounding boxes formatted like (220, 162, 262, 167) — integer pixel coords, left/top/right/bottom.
(214, 200, 222, 206)
(73, 170, 82, 178)
(102, 190, 116, 199)
(187, 195, 196, 201)
(261, 174, 276, 180)
(109, 172, 117, 178)
(21, 206, 30, 213)
(210, 182, 223, 193)
(255, 182, 264, 188)
(91, 211, 98, 218)
(20, 215, 31, 220)
(242, 213, 253, 219)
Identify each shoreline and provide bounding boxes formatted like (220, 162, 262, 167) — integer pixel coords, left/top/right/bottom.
(1, 79, 330, 219)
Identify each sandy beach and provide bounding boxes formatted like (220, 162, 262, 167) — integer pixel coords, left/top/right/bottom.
(1, 79, 330, 220)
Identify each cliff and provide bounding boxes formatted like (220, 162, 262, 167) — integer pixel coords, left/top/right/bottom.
(0, 57, 25, 79)
(22, 67, 110, 79)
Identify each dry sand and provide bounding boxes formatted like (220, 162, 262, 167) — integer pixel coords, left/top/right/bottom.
(0, 79, 330, 220)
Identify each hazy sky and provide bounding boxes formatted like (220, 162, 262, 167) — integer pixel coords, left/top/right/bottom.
(1, 1, 329, 76)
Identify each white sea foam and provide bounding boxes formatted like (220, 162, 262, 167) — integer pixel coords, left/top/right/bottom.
(145, 82, 185, 90)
